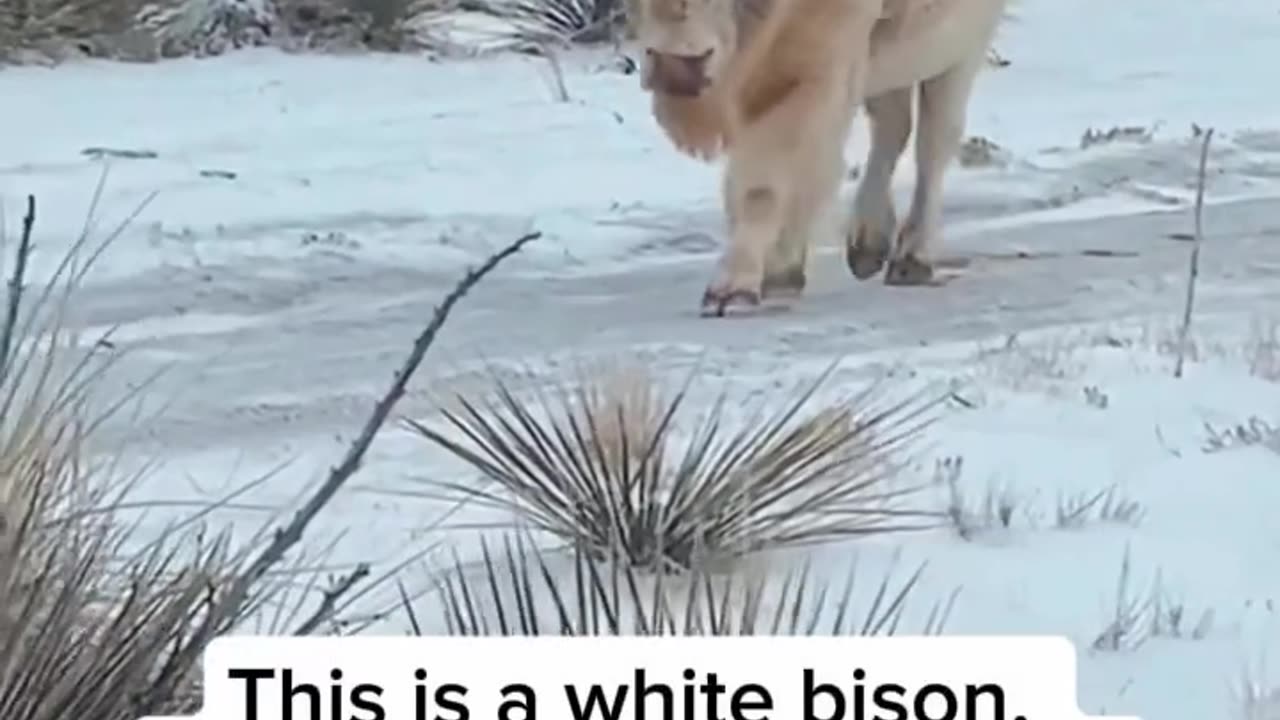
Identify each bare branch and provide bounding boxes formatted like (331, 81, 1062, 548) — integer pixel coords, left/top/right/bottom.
(149, 229, 541, 701)
(0, 194, 35, 386)
(1174, 127, 1214, 379)
(292, 563, 372, 635)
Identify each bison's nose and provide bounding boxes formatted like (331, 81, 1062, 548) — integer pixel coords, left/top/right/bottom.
(643, 48, 714, 97)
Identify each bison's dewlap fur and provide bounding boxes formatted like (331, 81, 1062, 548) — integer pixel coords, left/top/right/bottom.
(631, 0, 1011, 314)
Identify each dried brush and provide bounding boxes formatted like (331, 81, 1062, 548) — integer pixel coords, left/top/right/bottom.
(427, 531, 959, 637)
(407, 361, 947, 572)
(464, 0, 627, 44)
(0, 189, 282, 719)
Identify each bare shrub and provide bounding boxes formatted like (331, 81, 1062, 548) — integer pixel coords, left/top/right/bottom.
(1202, 416, 1279, 455)
(1079, 124, 1158, 151)
(0, 194, 268, 717)
(426, 532, 959, 637)
(1, 0, 452, 63)
(407, 362, 948, 573)
(1246, 319, 1280, 382)
(1, 0, 273, 62)
(1082, 384, 1109, 409)
(969, 331, 1089, 392)
(0, 184, 535, 714)
(1125, 315, 1280, 384)
(136, 0, 275, 58)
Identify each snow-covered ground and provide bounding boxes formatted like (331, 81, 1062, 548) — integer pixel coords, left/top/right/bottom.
(3, 0, 1280, 718)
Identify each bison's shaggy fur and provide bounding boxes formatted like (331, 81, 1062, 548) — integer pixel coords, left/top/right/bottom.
(631, 0, 1010, 314)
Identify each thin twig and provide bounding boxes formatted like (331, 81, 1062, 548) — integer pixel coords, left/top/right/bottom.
(0, 194, 35, 386)
(292, 563, 372, 635)
(150, 230, 541, 700)
(538, 41, 571, 102)
(1174, 128, 1214, 379)
(397, 577, 423, 635)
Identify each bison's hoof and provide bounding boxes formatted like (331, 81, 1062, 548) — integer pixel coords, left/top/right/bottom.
(761, 266, 806, 298)
(884, 255, 935, 286)
(846, 242, 889, 280)
(700, 285, 761, 317)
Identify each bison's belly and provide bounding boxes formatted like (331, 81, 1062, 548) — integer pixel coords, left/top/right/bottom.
(863, 0, 1007, 95)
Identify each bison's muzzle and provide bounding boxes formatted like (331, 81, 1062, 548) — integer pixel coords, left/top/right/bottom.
(641, 49, 714, 97)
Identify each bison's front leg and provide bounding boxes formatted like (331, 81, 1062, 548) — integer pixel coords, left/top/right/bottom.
(701, 3, 877, 316)
(703, 146, 800, 315)
(761, 129, 846, 299)
(703, 90, 863, 315)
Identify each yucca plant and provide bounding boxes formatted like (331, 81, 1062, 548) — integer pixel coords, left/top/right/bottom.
(423, 531, 959, 637)
(407, 360, 948, 573)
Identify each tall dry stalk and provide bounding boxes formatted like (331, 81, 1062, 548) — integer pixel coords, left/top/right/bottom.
(1174, 127, 1214, 379)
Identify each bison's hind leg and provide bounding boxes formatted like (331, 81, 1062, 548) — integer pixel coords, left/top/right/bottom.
(886, 54, 985, 286)
(845, 86, 913, 281)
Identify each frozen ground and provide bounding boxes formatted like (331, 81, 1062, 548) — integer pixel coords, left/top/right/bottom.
(3, 0, 1280, 717)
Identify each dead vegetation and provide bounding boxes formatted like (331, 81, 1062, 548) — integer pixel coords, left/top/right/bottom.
(1202, 416, 1280, 455)
(1143, 318, 1280, 383)
(1240, 665, 1280, 720)
(1079, 124, 1158, 151)
(935, 455, 1145, 541)
(0, 182, 538, 714)
(1173, 126, 1215, 379)
(0, 193, 256, 718)
(425, 530, 959, 637)
(407, 361, 949, 573)
(0, 0, 634, 63)
(1090, 546, 1212, 653)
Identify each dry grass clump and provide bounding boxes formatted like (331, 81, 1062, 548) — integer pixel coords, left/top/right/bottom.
(408, 361, 947, 573)
(0, 195, 268, 718)
(936, 456, 1144, 540)
(0, 0, 626, 63)
(1, 0, 453, 63)
(968, 331, 1092, 392)
(1, 0, 271, 62)
(1090, 546, 1212, 654)
(0, 177, 535, 714)
(1129, 316, 1280, 383)
(426, 532, 958, 637)
(1240, 665, 1280, 720)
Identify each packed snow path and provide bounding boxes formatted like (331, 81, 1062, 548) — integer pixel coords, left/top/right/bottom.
(66, 194, 1280, 453)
